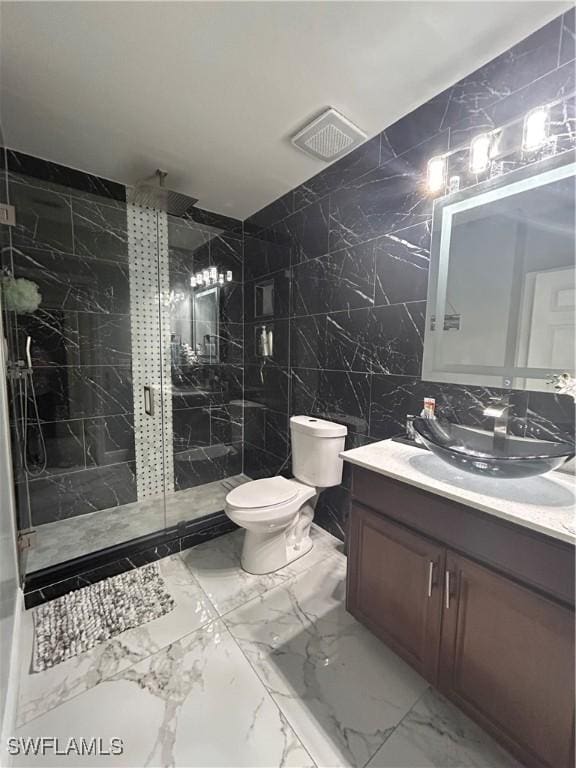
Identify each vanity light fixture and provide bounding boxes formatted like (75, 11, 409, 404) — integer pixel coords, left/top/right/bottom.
(427, 156, 446, 193)
(523, 106, 550, 151)
(469, 133, 492, 174)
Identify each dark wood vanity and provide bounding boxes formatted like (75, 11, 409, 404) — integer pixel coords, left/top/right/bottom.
(347, 466, 575, 768)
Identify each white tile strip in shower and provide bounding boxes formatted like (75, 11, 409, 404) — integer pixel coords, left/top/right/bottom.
(127, 203, 174, 499)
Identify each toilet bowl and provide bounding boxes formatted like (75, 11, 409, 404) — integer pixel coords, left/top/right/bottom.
(225, 416, 347, 574)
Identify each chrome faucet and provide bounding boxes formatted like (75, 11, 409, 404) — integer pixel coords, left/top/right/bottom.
(483, 396, 511, 452)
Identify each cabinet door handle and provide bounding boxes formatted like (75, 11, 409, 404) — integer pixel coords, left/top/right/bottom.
(427, 561, 434, 598)
(445, 570, 451, 609)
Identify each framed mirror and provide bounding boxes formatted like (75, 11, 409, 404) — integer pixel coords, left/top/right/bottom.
(422, 152, 575, 393)
(193, 285, 219, 361)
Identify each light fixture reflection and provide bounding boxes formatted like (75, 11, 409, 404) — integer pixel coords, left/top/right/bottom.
(469, 134, 491, 174)
(523, 106, 549, 151)
(448, 176, 460, 194)
(190, 267, 234, 289)
(427, 156, 446, 193)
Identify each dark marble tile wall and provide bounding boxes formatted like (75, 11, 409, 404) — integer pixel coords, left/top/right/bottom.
(243, 9, 576, 541)
(167, 212, 244, 491)
(2, 149, 126, 202)
(3, 151, 246, 531)
(2, 161, 138, 527)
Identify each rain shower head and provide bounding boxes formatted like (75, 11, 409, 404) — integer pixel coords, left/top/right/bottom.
(129, 169, 198, 216)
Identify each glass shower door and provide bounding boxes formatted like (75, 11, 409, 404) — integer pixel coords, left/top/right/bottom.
(167, 212, 246, 525)
(0, 159, 170, 574)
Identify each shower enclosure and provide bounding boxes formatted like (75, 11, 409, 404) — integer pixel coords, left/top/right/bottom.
(0, 151, 245, 583)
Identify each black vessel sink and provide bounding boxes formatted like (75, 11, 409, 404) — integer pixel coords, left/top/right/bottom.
(412, 418, 574, 479)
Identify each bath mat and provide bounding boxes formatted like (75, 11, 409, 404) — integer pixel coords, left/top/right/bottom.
(32, 562, 175, 672)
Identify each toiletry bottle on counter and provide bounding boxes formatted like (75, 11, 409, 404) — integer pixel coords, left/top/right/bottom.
(421, 398, 436, 419)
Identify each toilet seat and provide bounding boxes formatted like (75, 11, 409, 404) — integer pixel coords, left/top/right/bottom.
(225, 477, 317, 534)
(226, 476, 299, 510)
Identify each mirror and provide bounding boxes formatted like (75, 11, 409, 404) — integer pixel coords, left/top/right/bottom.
(193, 286, 219, 361)
(422, 154, 575, 392)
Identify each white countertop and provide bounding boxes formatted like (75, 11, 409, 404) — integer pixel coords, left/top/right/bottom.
(340, 439, 576, 545)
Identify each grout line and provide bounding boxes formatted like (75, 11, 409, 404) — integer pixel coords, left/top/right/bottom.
(221, 619, 318, 767)
(359, 685, 433, 768)
(556, 14, 563, 69)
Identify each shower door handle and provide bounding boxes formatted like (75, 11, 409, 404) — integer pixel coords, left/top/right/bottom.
(143, 386, 154, 416)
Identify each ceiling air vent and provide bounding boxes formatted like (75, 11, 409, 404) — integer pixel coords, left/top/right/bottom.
(291, 108, 367, 162)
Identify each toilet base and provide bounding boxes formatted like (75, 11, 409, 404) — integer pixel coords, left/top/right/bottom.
(240, 529, 313, 575)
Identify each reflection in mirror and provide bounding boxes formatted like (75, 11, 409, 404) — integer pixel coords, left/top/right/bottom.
(423, 154, 575, 392)
(193, 286, 219, 362)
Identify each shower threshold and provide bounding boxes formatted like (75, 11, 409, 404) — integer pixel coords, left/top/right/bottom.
(26, 474, 251, 573)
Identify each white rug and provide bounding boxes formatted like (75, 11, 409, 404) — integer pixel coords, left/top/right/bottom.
(32, 562, 175, 672)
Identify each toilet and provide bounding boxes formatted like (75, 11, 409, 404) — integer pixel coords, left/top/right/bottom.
(225, 415, 347, 574)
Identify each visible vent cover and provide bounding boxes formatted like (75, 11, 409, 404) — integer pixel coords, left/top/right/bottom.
(291, 108, 367, 162)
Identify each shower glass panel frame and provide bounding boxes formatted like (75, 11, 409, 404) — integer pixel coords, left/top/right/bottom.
(0, 162, 170, 575)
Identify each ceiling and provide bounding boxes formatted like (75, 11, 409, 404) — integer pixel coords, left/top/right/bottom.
(0, 1, 569, 220)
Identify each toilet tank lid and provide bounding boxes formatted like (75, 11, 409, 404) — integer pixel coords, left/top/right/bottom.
(290, 415, 347, 438)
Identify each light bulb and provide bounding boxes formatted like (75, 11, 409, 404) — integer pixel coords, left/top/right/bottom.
(523, 106, 549, 151)
(218, 273, 225, 285)
(196, 272, 203, 285)
(190, 276, 196, 287)
(226, 271, 233, 282)
(427, 156, 446, 194)
(209, 266, 218, 282)
(469, 134, 491, 174)
(203, 269, 210, 283)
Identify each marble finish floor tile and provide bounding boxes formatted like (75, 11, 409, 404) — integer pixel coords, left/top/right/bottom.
(366, 688, 522, 768)
(14, 620, 314, 768)
(17, 554, 217, 728)
(181, 524, 343, 616)
(27, 474, 250, 573)
(15, 526, 521, 768)
(224, 556, 429, 768)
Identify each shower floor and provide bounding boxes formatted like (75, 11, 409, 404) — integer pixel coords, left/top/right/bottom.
(26, 474, 251, 573)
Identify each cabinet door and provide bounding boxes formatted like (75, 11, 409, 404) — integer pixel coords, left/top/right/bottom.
(440, 552, 575, 768)
(347, 503, 445, 683)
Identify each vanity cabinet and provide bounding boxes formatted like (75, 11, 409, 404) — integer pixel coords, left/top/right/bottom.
(347, 504, 445, 681)
(439, 552, 574, 768)
(347, 468, 575, 768)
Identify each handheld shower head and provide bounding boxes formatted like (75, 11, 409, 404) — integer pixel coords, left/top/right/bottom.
(26, 335, 32, 370)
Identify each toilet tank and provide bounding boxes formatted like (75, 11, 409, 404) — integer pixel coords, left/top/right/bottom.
(290, 416, 347, 488)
